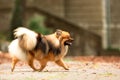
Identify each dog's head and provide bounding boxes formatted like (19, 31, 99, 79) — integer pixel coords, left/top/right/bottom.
(55, 29, 73, 46)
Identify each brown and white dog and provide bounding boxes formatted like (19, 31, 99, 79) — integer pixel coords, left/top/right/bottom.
(8, 27, 73, 72)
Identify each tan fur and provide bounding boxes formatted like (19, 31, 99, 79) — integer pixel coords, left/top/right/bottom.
(9, 28, 73, 72)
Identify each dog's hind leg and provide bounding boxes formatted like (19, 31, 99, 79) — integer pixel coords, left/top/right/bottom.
(11, 57, 19, 72)
(38, 59, 47, 71)
(55, 59, 69, 70)
(27, 55, 38, 71)
(28, 59, 38, 71)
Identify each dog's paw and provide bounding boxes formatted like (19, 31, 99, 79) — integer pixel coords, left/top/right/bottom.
(64, 67, 69, 70)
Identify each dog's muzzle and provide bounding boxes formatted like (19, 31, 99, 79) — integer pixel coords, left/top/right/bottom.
(64, 38, 74, 46)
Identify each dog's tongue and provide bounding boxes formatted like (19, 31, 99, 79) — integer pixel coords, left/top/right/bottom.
(68, 42, 72, 46)
(65, 41, 72, 46)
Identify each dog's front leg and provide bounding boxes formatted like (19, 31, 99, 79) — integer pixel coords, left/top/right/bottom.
(55, 59, 69, 70)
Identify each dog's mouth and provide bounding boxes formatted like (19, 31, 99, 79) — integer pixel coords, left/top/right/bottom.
(64, 38, 74, 46)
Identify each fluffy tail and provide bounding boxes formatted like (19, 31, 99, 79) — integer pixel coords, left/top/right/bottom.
(14, 27, 38, 51)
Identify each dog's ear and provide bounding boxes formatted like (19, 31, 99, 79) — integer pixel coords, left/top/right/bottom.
(56, 29, 62, 38)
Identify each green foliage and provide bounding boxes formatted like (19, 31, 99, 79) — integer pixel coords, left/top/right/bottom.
(28, 15, 52, 35)
(0, 32, 8, 40)
(107, 46, 120, 52)
(0, 34, 6, 40)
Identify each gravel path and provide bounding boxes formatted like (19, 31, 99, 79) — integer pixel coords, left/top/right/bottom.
(0, 60, 120, 80)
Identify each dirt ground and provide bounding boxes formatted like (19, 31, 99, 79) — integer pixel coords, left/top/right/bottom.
(0, 53, 120, 80)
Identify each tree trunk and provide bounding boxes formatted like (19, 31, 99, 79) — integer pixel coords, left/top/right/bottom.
(9, 0, 26, 40)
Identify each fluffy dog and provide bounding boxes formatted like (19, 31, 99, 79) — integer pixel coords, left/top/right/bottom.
(8, 27, 73, 72)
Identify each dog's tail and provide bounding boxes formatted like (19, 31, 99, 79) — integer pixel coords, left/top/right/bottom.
(14, 27, 38, 51)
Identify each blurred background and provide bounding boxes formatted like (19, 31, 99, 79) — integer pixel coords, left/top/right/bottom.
(0, 0, 120, 56)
